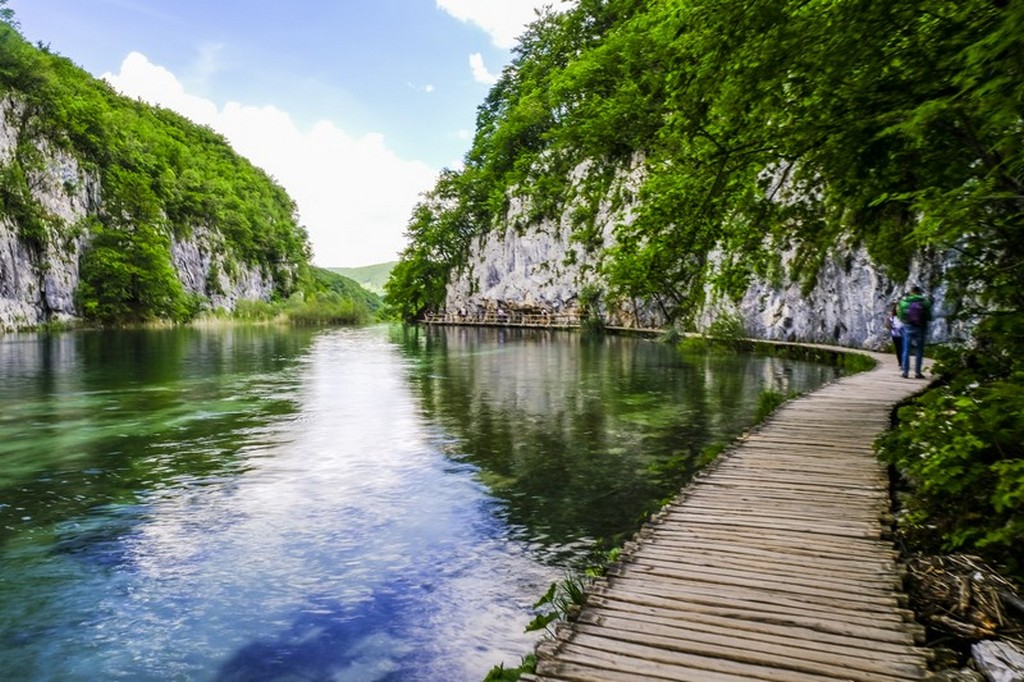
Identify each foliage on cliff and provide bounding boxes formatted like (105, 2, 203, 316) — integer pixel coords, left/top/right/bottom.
(388, 0, 1024, 577)
(0, 14, 312, 324)
(389, 0, 1022, 320)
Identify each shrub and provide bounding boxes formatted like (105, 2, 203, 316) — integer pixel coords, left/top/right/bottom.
(285, 291, 369, 326)
(878, 341, 1024, 581)
(232, 299, 279, 322)
(75, 221, 196, 324)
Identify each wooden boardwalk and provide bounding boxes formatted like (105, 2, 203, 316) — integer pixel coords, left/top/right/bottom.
(524, 350, 935, 681)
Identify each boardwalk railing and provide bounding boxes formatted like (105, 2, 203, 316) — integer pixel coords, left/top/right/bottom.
(421, 311, 659, 334)
(423, 310, 582, 328)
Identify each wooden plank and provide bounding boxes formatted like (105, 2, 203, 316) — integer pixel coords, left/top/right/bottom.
(692, 477, 886, 496)
(701, 471, 886, 487)
(588, 582, 914, 632)
(528, 350, 932, 680)
(710, 459, 884, 475)
(671, 501, 888, 523)
(715, 454, 883, 470)
(535, 651, 752, 682)
(544, 635, 898, 682)
(620, 552, 900, 589)
(642, 523, 899, 554)
(536, 638, 839, 679)
(698, 471, 886, 491)
(640, 529, 899, 563)
(584, 592, 921, 647)
(661, 508, 884, 533)
(710, 453, 882, 467)
(628, 541, 897, 577)
(680, 494, 885, 510)
(659, 513, 884, 540)
(666, 505, 884, 527)
(624, 552, 900, 591)
(577, 600, 924, 658)
(738, 436, 865, 449)
(605, 566, 902, 613)
(566, 622, 929, 680)
(681, 487, 889, 506)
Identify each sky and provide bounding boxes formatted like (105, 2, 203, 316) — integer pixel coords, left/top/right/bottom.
(7, 0, 568, 267)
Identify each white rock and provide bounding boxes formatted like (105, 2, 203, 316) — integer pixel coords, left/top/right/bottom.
(444, 156, 962, 349)
(972, 640, 1024, 682)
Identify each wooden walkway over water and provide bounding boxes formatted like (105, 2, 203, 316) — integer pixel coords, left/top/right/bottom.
(523, 349, 935, 681)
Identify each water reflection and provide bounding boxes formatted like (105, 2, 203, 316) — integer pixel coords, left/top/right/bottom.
(0, 327, 552, 680)
(0, 325, 838, 680)
(0, 327, 313, 543)
(393, 326, 839, 560)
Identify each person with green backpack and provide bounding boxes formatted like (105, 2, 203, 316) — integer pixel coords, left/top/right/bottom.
(898, 285, 932, 379)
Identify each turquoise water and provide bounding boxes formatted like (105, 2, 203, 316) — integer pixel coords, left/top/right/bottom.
(0, 325, 838, 680)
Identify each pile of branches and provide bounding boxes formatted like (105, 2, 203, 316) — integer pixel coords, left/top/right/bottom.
(905, 554, 1024, 646)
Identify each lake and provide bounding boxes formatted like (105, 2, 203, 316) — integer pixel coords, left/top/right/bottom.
(0, 324, 839, 680)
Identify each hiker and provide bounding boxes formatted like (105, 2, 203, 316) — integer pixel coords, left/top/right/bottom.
(898, 286, 932, 379)
(885, 302, 904, 367)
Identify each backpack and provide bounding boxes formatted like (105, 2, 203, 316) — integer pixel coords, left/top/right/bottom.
(906, 300, 927, 326)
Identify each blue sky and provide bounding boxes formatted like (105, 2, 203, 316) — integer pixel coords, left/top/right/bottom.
(8, 1, 565, 266)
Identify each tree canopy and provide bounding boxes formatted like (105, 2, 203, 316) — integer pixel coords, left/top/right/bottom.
(389, 0, 1022, 320)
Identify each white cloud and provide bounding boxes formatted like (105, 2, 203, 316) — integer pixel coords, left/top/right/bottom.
(436, 0, 562, 49)
(438, 1, 574, 84)
(469, 53, 498, 85)
(107, 52, 219, 125)
(103, 53, 437, 267)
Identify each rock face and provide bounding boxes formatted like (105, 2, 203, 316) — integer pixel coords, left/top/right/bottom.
(0, 97, 280, 331)
(169, 226, 276, 312)
(445, 159, 638, 322)
(445, 223, 603, 317)
(443, 159, 960, 351)
(715, 245, 956, 350)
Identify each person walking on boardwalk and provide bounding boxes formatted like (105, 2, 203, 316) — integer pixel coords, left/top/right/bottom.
(886, 302, 904, 367)
(898, 286, 932, 378)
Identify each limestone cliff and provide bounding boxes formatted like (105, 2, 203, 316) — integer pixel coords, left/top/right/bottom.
(443, 159, 960, 351)
(0, 96, 282, 331)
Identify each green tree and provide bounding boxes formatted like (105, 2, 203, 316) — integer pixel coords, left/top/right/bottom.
(384, 169, 477, 320)
(76, 221, 197, 324)
(0, 0, 15, 28)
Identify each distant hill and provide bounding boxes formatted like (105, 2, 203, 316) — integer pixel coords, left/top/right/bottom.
(310, 267, 382, 313)
(328, 262, 396, 295)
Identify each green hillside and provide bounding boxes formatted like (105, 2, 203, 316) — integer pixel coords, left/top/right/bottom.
(328, 261, 396, 295)
(311, 267, 382, 312)
(0, 14, 310, 323)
